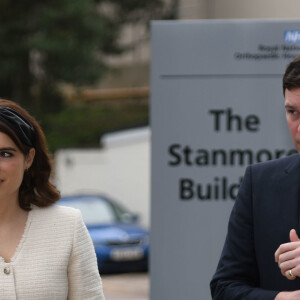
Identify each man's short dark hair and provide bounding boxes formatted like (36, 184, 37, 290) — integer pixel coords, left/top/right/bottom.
(283, 55, 300, 95)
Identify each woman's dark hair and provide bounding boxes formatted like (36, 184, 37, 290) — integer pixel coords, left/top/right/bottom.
(0, 99, 60, 210)
(283, 55, 300, 95)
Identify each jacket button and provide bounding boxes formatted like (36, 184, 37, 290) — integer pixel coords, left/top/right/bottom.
(4, 267, 10, 275)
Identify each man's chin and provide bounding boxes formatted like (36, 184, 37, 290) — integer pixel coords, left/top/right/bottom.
(294, 142, 300, 153)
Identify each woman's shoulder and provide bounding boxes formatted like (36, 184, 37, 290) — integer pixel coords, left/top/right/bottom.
(28, 205, 86, 254)
(31, 204, 81, 224)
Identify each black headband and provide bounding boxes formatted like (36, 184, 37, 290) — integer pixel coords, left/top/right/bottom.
(0, 107, 35, 147)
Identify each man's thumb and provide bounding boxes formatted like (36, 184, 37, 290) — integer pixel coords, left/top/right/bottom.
(290, 229, 300, 242)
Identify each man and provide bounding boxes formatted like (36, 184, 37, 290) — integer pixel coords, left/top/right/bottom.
(210, 56, 300, 299)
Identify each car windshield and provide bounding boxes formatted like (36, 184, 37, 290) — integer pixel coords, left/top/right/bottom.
(59, 197, 134, 226)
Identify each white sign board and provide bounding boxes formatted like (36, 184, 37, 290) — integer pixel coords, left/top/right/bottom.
(151, 20, 300, 300)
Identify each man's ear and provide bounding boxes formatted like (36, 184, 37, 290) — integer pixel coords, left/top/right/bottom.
(25, 148, 36, 169)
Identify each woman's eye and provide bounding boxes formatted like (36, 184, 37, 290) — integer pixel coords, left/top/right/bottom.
(0, 152, 12, 158)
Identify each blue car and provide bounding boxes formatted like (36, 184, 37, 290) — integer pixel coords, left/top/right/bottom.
(58, 195, 149, 273)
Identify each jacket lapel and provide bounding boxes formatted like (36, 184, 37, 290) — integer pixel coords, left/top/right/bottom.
(280, 155, 300, 237)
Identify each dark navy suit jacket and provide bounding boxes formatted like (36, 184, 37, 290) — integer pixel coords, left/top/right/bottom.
(211, 154, 300, 300)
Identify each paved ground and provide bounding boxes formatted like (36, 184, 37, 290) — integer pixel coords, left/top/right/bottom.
(102, 273, 149, 300)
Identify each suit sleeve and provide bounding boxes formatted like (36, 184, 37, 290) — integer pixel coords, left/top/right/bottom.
(210, 166, 279, 300)
(67, 209, 105, 300)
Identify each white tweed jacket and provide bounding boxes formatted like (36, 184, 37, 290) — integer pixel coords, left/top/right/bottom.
(0, 204, 105, 300)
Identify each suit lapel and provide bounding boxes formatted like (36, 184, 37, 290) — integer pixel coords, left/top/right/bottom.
(279, 155, 300, 237)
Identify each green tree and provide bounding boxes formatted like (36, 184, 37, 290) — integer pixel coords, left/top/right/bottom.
(0, 0, 166, 113)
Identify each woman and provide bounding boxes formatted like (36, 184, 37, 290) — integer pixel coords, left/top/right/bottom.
(0, 99, 105, 299)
